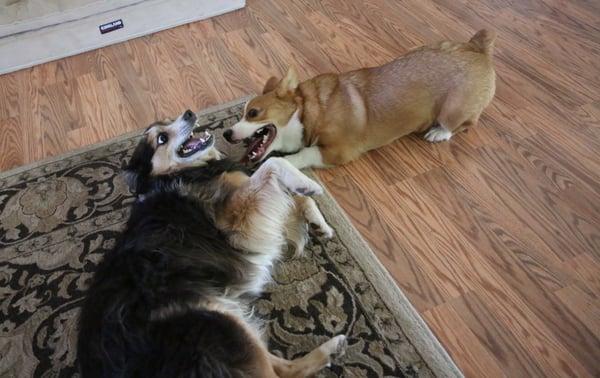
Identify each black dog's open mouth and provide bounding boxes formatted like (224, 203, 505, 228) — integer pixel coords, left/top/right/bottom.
(243, 124, 277, 163)
(177, 129, 214, 158)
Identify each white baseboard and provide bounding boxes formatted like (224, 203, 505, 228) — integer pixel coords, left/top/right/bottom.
(0, 0, 245, 75)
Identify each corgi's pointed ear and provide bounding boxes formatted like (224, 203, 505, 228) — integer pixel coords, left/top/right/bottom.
(276, 67, 298, 97)
(262, 76, 280, 94)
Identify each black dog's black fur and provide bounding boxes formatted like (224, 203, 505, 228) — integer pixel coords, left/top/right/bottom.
(77, 142, 260, 377)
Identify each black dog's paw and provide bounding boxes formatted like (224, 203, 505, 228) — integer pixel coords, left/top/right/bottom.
(309, 222, 334, 239)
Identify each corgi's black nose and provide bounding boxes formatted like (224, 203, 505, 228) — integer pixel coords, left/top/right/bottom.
(183, 110, 194, 121)
(223, 129, 234, 142)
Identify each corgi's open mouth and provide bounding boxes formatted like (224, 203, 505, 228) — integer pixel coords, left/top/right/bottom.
(177, 129, 213, 158)
(244, 124, 277, 162)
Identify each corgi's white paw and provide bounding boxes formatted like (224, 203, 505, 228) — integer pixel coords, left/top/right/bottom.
(425, 125, 453, 143)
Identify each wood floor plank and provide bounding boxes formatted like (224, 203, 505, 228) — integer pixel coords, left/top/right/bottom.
(200, 38, 256, 99)
(178, 64, 221, 111)
(75, 74, 121, 140)
(414, 168, 569, 291)
(476, 144, 600, 256)
(323, 173, 449, 312)
(186, 37, 238, 103)
(561, 254, 600, 299)
(319, 0, 407, 55)
(555, 285, 600, 340)
(16, 69, 44, 165)
(471, 282, 592, 377)
(411, 167, 600, 374)
(221, 28, 287, 91)
(147, 27, 196, 70)
(424, 301, 506, 378)
(449, 293, 548, 377)
(0, 118, 23, 169)
(29, 58, 73, 88)
(90, 42, 131, 82)
(306, 11, 394, 71)
(0, 72, 19, 120)
(260, 31, 336, 78)
(249, 1, 341, 73)
(37, 80, 84, 158)
(211, 8, 260, 34)
(441, 145, 590, 261)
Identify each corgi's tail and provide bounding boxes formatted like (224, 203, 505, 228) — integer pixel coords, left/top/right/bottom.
(469, 29, 496, 55)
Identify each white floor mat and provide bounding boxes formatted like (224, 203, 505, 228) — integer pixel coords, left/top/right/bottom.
(0, 0, 245, 75)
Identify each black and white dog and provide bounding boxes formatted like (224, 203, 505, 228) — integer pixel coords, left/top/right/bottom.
(77, 110, 345, 378)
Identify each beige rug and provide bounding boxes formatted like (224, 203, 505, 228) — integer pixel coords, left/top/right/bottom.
(0, 98, 462, 377)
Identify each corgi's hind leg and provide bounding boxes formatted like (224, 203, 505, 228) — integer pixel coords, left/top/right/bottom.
(425, 109, 482, 143)
(424, 121, 453, 143)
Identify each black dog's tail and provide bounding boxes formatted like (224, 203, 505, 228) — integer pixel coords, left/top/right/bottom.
(78, 301, 258, 377)
(144, 310, 258, 377)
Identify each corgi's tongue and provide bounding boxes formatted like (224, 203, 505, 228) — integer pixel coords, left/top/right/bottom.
(244, 125, 276, 163)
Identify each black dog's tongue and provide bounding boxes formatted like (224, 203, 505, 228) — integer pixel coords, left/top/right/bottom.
(182, 137, 203, 151)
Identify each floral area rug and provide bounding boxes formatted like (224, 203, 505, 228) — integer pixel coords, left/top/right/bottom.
(0, 99, 461, 377)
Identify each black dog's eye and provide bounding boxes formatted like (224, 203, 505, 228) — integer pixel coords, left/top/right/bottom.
(157, 133, 168, 145)
(247, 108, 259, 118)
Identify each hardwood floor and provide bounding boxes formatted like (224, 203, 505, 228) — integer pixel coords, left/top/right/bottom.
(1, 0, 599, 376)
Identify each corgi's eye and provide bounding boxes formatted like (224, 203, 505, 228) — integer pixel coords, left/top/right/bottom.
(247, 108, 259, 118)
(157, 133, 168, 145)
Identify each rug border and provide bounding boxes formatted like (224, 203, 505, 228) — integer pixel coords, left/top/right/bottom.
(0, 96, 463, 377)
(313, 178, 464, 378)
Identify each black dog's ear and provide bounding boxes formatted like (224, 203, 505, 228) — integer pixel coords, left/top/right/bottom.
(122, 140, 154, 195)
(122, 169, 140, 193)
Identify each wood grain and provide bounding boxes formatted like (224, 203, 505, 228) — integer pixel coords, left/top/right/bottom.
(0, 0, 599, 376)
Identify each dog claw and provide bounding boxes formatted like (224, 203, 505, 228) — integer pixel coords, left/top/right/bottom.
(309, 222, 334, 239)
(296, 188, 314, 195)
(294, 184, 322, 196)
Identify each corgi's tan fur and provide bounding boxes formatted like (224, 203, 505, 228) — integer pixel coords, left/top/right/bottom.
(227, 30, 497, 169)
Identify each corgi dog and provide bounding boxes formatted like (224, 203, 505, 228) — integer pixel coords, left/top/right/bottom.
(223, 30, 496, 169)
